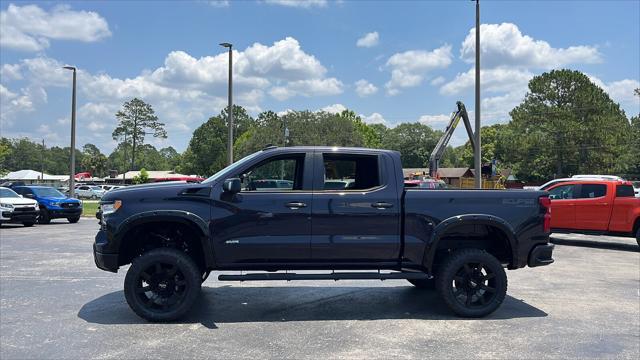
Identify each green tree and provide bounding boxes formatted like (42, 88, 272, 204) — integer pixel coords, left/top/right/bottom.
(159, 146, 181, 170)
(80, 143, 108, 177)
(132, 168, 149, 184)
(112, 98, 166, 171)
(381, 123, 442, 168)
(501, 69, 631, 182)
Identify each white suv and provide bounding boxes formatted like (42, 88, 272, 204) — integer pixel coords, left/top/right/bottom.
(0, 187, 40, 227)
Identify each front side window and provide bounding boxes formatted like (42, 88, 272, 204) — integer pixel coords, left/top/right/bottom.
(548, 184, 576, 200)
(579, 184, 606, 199)
(616, 185, 635, 197)
(321, 154, 380, 191)
(237, 155, 304, 192)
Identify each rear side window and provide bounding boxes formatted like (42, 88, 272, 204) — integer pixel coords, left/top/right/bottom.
(616, 185, 635, 197)
(321, 154, 380, 191)
(548, 184, 576, 200)
(579, 184, 607, 198)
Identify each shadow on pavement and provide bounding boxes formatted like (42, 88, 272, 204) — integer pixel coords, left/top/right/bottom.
(78, 285, 547, 329)
(551, 237, 639, 252)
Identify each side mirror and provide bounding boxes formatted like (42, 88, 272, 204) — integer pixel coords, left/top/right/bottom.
(222, 178, 241, 194)
(18, 194, 24, 198)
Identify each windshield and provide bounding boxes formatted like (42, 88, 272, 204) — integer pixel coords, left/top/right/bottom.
(32, 187, 66, 198)
(0, 188, 20, 198)
(202, 151, 264, 184)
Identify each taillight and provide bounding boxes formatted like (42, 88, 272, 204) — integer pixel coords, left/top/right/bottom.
(539, 196, 551, 233)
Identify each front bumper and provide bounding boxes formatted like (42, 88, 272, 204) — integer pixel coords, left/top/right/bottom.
(0, 209, 39, 223)
(93, 230, 118, 272)
(528, 243, 555, 267)
(49, 207, 82, 218)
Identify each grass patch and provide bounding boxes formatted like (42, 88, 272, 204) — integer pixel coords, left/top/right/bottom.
(81, 201, 99, 217)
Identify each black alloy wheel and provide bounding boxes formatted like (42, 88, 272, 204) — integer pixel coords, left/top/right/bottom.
(436, 248, 507, 317)
(124, 248, 201, 322)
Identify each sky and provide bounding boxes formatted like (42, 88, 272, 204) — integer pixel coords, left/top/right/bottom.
(1, 0, 639, 153)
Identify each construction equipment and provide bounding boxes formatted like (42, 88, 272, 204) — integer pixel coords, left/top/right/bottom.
(428, 101, 476, 178)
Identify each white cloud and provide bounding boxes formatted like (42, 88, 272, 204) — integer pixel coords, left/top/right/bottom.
(0, 4, 111, 52)
(356, 32, 379, 48)
(440, 67, 533, 96)
(269, 78, 343, 100)
(588, 75, 640, 116)
(430, 76, 445, 86)
(362, 112, 387, 125)
(207, 0, 230, 7)
(385, 45, 453, 95)
(264, 0, 328, 8)
(461, 23, 602, 69)
(318, 103, 347, 114)
(1, 63, 23, 81)
(418, 114, 451, 127)
(354, 79, 378, 97)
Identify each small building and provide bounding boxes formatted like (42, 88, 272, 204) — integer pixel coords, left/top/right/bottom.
(437, 167, 474, 187)
(0, 170, 69, 188)
(104, 170, 204, 184)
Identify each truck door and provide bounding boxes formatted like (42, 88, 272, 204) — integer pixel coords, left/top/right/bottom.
(310, 152, 401, 263)
(211, 152, 313, 266)
(548, 183, 578, 229)
(575, 183, 612, 231)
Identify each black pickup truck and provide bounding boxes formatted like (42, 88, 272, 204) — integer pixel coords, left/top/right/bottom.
(94, 146, 554, 321)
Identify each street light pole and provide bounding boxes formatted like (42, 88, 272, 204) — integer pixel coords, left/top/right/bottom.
(63, 66, 77, 198)
(220, 42, 234, 165)
(473, 0, 482, 188)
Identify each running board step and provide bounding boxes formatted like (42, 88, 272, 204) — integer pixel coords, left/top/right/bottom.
(218, 272, 430, 281)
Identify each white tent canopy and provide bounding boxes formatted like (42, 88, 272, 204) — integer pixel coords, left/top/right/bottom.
(2, 170, 69, 181)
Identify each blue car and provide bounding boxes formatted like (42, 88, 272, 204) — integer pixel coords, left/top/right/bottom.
(12, 186, 82, 224)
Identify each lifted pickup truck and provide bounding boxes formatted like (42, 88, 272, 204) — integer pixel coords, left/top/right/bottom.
(94, 146, 554, 321)
(546, 179, 640, 245)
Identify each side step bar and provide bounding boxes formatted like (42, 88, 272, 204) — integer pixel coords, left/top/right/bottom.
(218, 271, 430, 282)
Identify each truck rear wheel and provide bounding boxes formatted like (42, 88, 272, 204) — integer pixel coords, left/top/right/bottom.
(436, 248, 507, 318)
(124, 248, 201, 322)
(407, 278, 435, 289)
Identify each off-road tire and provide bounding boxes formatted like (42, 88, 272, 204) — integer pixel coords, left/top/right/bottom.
(124, 248, 201, 322)
(23, 222, 35, 227)
(67, 217, 80, 223)
(38, 208, 51, 224)
(436, 248, 507, 318)
(407, 278, 436, 289)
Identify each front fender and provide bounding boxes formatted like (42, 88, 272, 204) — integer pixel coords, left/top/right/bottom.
(116, 210, 216, 269)
(423, 214, 518, 272)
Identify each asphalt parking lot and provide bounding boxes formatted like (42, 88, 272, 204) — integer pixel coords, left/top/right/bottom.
(1, 219, 638, 359)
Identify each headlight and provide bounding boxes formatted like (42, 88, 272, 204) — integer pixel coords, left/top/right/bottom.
(0, 203, 14, 209)
(101, 200, 122, 215)
(51, 202, 60, 207)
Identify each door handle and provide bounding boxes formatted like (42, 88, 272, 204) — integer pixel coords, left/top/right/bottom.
(371, 201, 393, 209)
(285, 201, 307, 209)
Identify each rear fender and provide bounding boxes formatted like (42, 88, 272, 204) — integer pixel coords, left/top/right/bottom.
(424, 214, 518, 272)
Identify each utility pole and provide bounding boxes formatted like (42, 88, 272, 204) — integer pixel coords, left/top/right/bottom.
(122, 131, 128, 185)
(41, 139, 45, 181)
(474, 0, 482, 188)
(63, 66, 77, 197)
(220, 42, 234, 165)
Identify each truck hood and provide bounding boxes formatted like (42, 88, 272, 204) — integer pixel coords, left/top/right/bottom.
(101, 182, 209, 202)
(0, 197, 38, 206)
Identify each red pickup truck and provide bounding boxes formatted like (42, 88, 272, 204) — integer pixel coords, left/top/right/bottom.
(546, 180, 640, 245)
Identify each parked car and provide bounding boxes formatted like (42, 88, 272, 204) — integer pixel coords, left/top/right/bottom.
(94, 146, 554, 322)
(632, 181, 640, 198)
(524, 175, 625, 191)
(0, 187, 39, 227)
(546, 180, 640, 245)
(12, 186, 82, 224)
(75, 185, 106, 199)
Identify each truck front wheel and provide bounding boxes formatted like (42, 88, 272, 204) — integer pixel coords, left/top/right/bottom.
(436, 248, 507, 318)
(124, 248, 202, 322)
